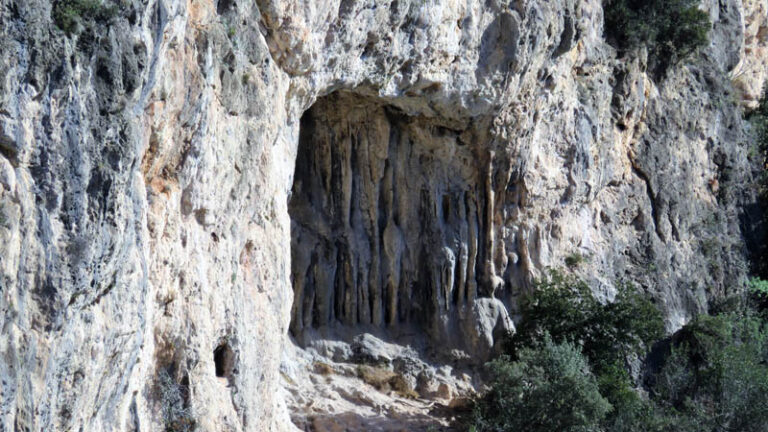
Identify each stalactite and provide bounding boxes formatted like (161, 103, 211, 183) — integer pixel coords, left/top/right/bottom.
(289, 92, 504, 347)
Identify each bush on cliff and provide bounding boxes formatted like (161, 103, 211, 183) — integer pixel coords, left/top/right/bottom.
(472, 273, 768, 431)
(53, 0, 118, 34)
(510, 271, 664, 373)
(749, 277, 768, 316)
(650, 312, 768, 432)
(603, 0, 710, 75)
(474, 272, 664, 431)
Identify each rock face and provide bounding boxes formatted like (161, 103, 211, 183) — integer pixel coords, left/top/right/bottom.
(0, 0, 766, 431)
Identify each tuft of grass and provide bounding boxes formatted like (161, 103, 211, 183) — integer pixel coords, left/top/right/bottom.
(565, 252, 587, 268)
(396, 387, 420, 400)
(280, 371, 296, 386)
(390, 374, 419, 399)
(356, 365, 417, 397)
(313, 361, 334, 376)
(357, 364, 396, 389)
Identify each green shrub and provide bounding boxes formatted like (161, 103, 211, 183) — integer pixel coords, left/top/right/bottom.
(565, 252, 587, 268)
(53, 0, 118, 34)
(749, 277, 768, 314)
(597, 362, 673, 432)
(747, 87, 768, 127)
(483, 272, 667, 431)
(475, 271, 768, 432)
(471, 336, 611, 432)
(603, 0, 710, 76)
(651, 313, 768, 432)
(512, 271, 664, 373)
(511, 271, 599, 353)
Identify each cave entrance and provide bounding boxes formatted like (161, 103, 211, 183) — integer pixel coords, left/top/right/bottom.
(288, 92, 493, 345)
(214, 342, 235, 379)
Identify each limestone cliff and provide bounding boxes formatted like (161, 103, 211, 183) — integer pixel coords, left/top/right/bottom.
(0, 0, 766, 430)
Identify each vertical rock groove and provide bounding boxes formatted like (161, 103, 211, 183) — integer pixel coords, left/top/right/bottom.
(289, 92, 510, 350)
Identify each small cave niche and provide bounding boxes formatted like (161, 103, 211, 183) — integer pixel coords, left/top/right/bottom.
(288, 92, 495, 345)
(217, 0, 235, 15)
(213, 342, 235, 379)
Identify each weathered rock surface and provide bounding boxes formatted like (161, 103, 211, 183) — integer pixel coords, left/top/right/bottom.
(282, 334, 474, 431)
(0, 0, 766, 430)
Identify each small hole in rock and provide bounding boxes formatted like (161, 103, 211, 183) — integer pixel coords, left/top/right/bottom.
(217, 0, 235, 14)
(214, 343, 235, 378)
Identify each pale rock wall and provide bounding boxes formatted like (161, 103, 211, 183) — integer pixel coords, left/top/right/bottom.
(0, 0, 765, 430)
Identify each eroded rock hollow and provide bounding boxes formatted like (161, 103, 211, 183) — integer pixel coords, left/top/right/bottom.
(289, 93, 512, 355)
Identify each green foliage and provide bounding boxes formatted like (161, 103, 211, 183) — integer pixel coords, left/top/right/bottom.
(471, 336, 611, 432)
(651, 313, 768, 432)
(473, 272, 768, 432)
(53, 0, 118, 34)
(749, 277, 768, 313)
(512, 272, 598, 353)
(565, 252, 587, 268)
(747, 87, 768, 129)
(597, 362, 670, 432)
(603, 0, 711, 75)
(512, 271, 664, 373)
(475, 273, 664, 431)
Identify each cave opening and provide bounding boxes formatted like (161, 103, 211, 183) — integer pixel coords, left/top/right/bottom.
(216, 0, 235, 15)
(288, 92, 500, 349)
(213, 342, 235, 379)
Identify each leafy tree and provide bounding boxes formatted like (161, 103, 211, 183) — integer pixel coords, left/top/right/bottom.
(748, 277, 768, 316)
(512, 271, 664, 373)
(604, 0, 711, 76)
(474, 271, 768, 432)
(471, 336, 611, 432)
(652, 313, 768, 432)
(597, 361, 676, 432)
